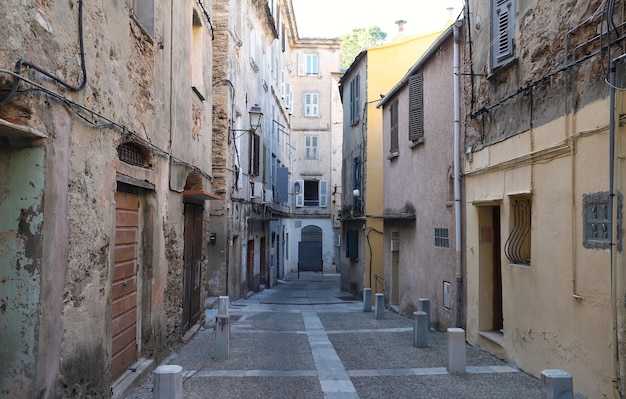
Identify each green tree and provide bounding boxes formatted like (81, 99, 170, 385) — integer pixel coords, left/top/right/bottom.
(340, 26, 387, 68)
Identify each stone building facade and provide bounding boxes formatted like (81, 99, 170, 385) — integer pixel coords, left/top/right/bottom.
(0, 0, 217, 397)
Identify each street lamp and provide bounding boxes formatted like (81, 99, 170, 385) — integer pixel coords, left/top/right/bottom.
(248, 105, 263, 132)
(293, 181, 301, 194)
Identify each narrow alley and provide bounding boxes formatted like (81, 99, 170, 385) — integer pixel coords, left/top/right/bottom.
(124, 273, 542, 399)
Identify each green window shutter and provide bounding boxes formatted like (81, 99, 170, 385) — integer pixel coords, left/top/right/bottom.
(409, 74, 424, 142)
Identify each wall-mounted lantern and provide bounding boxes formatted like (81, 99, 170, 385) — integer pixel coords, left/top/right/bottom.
(209, 232, 217, 245)
(248, 105, 263, 132)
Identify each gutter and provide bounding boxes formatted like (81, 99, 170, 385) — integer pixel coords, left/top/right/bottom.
(453, 20, 463, 328)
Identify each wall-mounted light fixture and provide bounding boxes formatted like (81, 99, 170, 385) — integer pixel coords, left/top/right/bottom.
(294, 181, 301, 195)
(248, 105, 263, 132)
(209, 232, 217, 245)
(353, 189, 360, 197)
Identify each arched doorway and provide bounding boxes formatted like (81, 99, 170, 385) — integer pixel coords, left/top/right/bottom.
(298, 225, 323, 274)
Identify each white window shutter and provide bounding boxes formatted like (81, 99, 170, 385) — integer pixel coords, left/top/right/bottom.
(297, 53, 305, 76)
(319, 180, 328, 208)
(289, 89, 294, 111)
(295, 180, 304, 207)
(312, 136, 318, 158)
(281, 70, 286, 98)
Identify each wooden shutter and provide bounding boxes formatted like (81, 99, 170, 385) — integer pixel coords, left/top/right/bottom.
(312, 93, 319, 116)
(409, 74, 424, 142)
(275, 166, 289, 203)
(304, 136, 311, 158)
(491, 0, 514, 68)
(295, 180, 304, 207)
(390, 99, 399, 153)
(319, 180, 328, 208)
(311, 135, 318, 158)
(297, 53, 305, 76)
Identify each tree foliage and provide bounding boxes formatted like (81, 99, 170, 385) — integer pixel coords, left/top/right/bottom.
(340, 27, 387, 68)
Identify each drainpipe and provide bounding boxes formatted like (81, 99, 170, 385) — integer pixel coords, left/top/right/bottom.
(609, 54, 626, 399)
(453, 20, 463, 328)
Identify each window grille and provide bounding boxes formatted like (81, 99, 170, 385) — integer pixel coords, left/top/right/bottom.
(435, 228, 450, 248)
(583, 191, 623, 251)
(117, 142, 150, 168)
(504, 197, 531, 265)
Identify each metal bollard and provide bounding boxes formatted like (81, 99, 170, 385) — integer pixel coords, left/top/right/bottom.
(541, 369, 573, 399)
(215, 315, 231, 360)
(218, 296, 229, 316)
(363, 288, 372, 312)
(447, 327, 466, 373)
(413, 311, 428, 348)
(152, 365, 183, 399)
(418, 298, 431, 330)
(375, 293, 385, 320)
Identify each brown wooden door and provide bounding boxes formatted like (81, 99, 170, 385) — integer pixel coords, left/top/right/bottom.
(260, 237, 266, 286)
(247, 240, 255, 291)
(112, 190, 139, 379)
(182, 202, 203, 333)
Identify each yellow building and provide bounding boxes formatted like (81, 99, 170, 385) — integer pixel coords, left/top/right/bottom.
(339, 28, 447, 297)
(463, 0, 626, 396)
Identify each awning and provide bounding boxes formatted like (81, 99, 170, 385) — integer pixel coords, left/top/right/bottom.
(183, 190, 222, 201)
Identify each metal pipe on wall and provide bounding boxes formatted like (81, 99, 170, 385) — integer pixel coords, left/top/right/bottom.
(453, 19, 463, 328)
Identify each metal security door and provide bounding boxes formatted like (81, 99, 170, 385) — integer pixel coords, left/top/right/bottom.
(112, 190, 139, 379)
(298, 225, 323, 273)
(182, 202, 203, 334)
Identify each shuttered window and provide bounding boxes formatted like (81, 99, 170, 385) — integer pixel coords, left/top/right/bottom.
(350, 75, 360, 126)
(390, 99, 399, 154)
(491, 0, 515, 68)
(304, 135, 318, 159)
(249, 132, 260, 176)
(409, 74, 424, 142)
(298, 53, 319, 76)
(305, 93, 319, 117)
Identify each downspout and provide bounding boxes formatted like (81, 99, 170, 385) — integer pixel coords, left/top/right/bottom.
(454, 20, 463, 328)
(609, 54, 626, 399)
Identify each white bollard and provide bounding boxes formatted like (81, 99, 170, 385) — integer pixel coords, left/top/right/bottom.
(541, 369, 574, 399)
(363, 288, 372, 312)
(215, 315, 231, 360)
(218, 296, 229, 316)
(447, 327, 466, 373)
(153, 365, 183, 399)
(375, 293, 385, 320)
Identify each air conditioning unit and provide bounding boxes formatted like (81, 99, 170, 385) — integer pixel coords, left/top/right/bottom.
(391, 239, 399, 252)
(251, 182, 263, 199)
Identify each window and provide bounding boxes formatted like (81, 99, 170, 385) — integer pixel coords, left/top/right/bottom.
(346, 230, 359, 260)
(389, 99, 399, 155)
(349, 75, 361, 126)
(435, 228, 450, 248)
(127, 0, 155, 37)
(491, 0, 515, 69)
(248, 132, 260, 176)
(409, 74, 424, 142)
(298, 53, 319, 76)
(583, 192, 623, 250)
(294, 179, 328, 208)
(504, 196, 531, 265)
(191, 8, 205, 99)
(304, 135, 319, 159)
(304, 93, 319, 117)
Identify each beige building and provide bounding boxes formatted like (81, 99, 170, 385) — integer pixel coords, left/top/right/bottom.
(462, 0, 626, 396)
(286, 13, 342, 274)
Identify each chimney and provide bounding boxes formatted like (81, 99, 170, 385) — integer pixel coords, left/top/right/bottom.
(395, 20, 407, 33)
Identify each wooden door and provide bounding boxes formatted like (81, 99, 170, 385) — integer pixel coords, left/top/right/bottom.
(247, 240, 255, 291)
(112, 190, 139, 379)
(182, 203, 204, 334)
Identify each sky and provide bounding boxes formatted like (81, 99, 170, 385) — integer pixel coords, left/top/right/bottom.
(291, 0, 464, 40)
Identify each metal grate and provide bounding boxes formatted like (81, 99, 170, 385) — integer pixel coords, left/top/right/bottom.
(504, 198, 531, 265)
(117, 142, 146, 167)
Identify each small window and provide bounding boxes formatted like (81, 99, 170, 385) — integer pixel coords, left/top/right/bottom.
(583, 192, 623, 251)
(304, 135, 319, 159)
(350, 75, 361, 126)
(435, 228, 449, 248)
(191, 8, 205, 99)
(304, 93, 319, 117)
(346, 230, 359, 260)
(504, 196, 531, 265)
(409, 74, 424, 142)
(127, 0, 155, 37)
(389, 99, 399, 155)
(491, 0, 515, 69)
(248, 132, 260, 176)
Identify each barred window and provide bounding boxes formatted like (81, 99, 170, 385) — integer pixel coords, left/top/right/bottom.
(435, 228, 449, 248)
(504, 196, 531, 265)
(583, 192, 622, 251)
